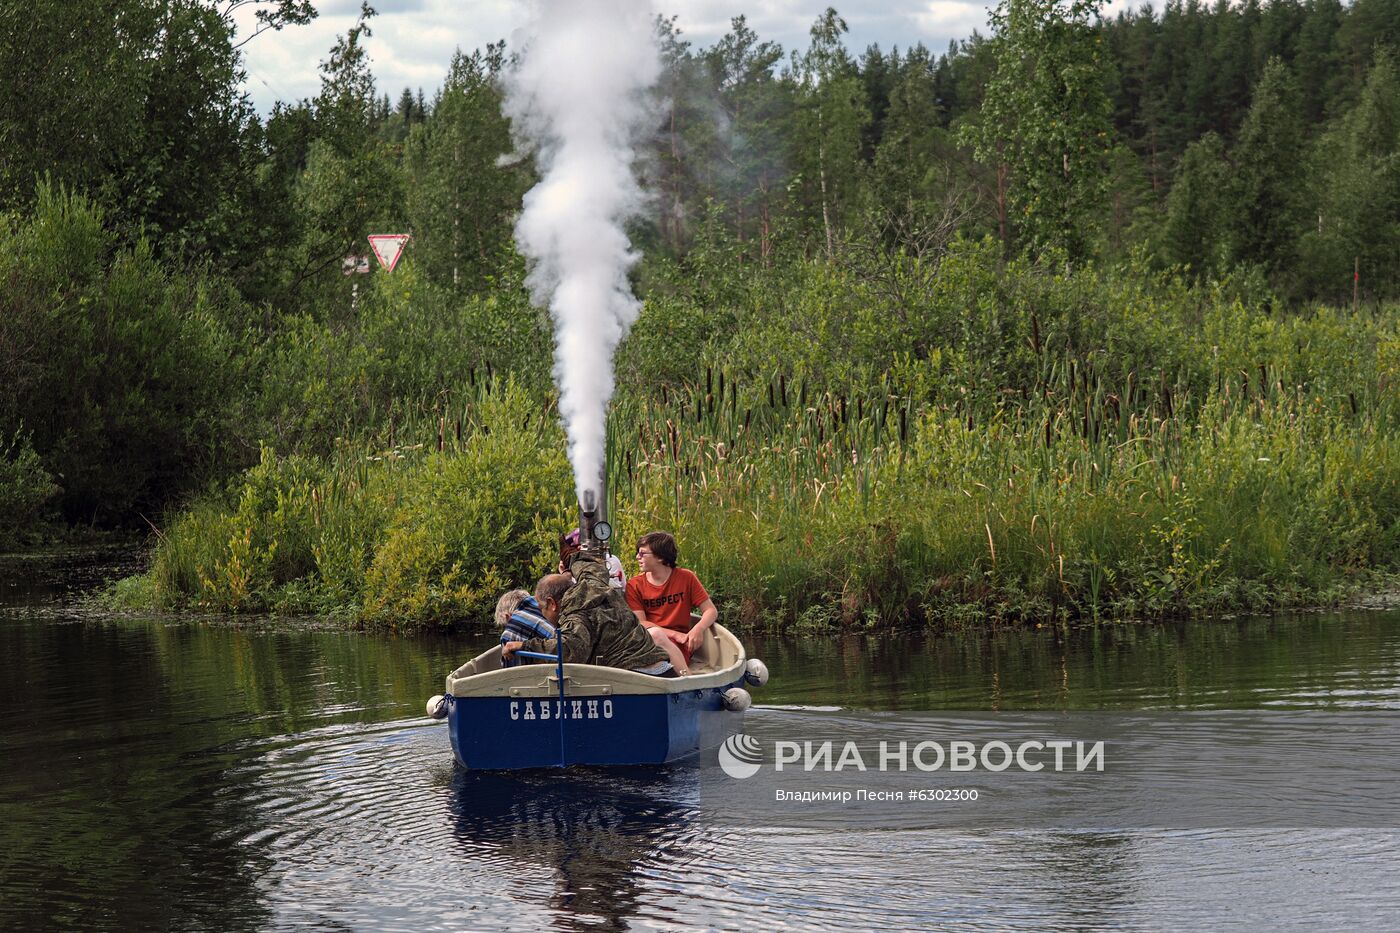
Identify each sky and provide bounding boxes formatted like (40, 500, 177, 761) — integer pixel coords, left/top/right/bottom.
(233, 1, 1142, 115)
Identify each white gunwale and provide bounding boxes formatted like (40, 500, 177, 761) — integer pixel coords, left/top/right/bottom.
(446, 623, 747, 698)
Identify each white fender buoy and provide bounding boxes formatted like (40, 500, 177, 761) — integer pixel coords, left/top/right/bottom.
(745, 658, 769, 688)
(426, 694, 449, 719)
(722, 687, 752, 712)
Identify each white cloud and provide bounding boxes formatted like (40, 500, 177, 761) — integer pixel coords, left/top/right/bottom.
(235, 0, 517, 111)
(662, 1, 988, 57)
(234, 1, 1154, 114)
(911, 1, 990, 40)
(665, 1, 830, 42)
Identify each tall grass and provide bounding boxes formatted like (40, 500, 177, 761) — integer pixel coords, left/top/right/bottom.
(605, 353, 1400, 627)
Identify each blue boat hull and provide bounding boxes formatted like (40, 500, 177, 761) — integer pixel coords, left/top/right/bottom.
(446, 685, 736, 770)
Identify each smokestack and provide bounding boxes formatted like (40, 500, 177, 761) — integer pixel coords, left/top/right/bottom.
(578, 468, 608, 550)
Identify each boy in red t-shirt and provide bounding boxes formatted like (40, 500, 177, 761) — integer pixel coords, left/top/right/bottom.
(625, 531, 718, 665)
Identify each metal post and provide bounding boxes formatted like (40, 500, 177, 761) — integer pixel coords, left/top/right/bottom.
(556, 645, 566, 768)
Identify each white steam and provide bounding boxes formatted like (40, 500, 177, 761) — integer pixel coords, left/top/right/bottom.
(504, 0, 660, 507)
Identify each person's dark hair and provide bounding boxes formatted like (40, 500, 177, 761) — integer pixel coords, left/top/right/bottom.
(534, 572, 574, 608)
(558, 531, 581, 569)
(637, 531, 677, 568)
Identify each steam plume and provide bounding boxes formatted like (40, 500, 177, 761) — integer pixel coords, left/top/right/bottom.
(504, 0, 660, 507)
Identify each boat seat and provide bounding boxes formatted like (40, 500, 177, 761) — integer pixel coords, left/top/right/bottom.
(686, 618, 721, 674)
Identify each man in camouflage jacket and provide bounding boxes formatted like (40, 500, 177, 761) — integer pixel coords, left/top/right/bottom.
(503, 552, 672, 673)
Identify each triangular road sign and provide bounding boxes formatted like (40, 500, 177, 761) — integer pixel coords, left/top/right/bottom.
(367, 234, 411, 272)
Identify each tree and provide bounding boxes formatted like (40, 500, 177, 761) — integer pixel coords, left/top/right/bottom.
(859, 44, 895, 163)
(225, 0, 315, 49)
(648, 16, 707, 254)
(1293, 0, 1344, 125)
(405, 44, 523, 292)
(699, 16, 792, 262)
(314, 2, 379, 155)
(790, 8, 870, 259)
(397, 87, 418, 126)
(0, 2, 139, 208)
(1299, 47, 1400, 301)
(1160, 131, 1232, 274)
(1228, 56, 1304, 277)
(962, 0, 1115, 262)
(1336, 0, 1400, 92)
(283, 3, 404, 307)
(0, 185, 245, 524)
(863, 42, 980, 258)
(0, 1, 317, 267)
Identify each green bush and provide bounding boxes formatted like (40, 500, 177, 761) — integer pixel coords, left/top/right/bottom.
(0, 432, 59, 547)
(247, 260, 551, 458)
(360, 385, 572, 629)
(0, 183, 247, 524)
(142, 380, 572, 628)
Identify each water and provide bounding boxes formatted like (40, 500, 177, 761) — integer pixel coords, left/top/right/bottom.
(3, 549, 1399, 930)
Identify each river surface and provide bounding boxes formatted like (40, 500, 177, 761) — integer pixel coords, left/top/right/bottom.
(3, 548, 1399, 930)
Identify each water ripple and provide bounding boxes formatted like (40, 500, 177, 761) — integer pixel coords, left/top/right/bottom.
(190, 714, 1400, 932)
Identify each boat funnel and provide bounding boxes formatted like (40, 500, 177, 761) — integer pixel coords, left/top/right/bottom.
(578, 470, 611, 552)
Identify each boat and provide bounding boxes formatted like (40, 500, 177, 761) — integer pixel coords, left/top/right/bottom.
(425, 492, 769, 769)
(429, 621, 768, 770)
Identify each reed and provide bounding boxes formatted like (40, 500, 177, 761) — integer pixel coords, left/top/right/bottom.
(600, 325, 1400, 627)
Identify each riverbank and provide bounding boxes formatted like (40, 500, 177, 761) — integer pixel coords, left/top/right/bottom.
(84, 251, 1400, 632)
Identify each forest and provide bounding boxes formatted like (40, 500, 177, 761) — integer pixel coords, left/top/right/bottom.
(2, 0, 1399, 628)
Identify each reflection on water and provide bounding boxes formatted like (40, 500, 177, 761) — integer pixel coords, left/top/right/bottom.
(2, 549, 1400, 929)
(744, 617, 1400, 710)
(444, 767, 703, 929)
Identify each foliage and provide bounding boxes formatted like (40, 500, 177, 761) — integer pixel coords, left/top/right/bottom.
(962, 0, 1114, 262)
(1228, 57, 1305, 282)
(122, 244, 1400, 629)
(405, 44, 526, 294)
(0, 185, 247, 524)
(142, 380, 571, 631)
(360, 388, 572, 628)
(0, 0, 296, 265)
(789, 9, 870, 259)
(11, 1, 1400, 637)
(1160, 132, 1232, 274)
(245, 256, 550, 458)
(1297, 47, 1400, 304)
(0, 432, 58, 546)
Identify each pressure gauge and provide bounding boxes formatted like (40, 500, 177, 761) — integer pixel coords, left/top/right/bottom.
(592, 520, 613, 542)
